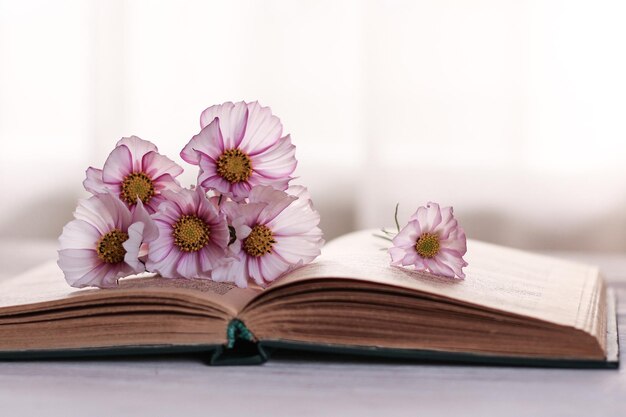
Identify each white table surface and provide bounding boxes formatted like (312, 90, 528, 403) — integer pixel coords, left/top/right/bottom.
(0, 239, 625, 417)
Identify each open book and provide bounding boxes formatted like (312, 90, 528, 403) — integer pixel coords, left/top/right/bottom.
(0, 230, 619, 367)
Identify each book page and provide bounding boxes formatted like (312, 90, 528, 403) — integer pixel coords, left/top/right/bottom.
(274, 230, 601, 331)
(0, 261, 261, 317)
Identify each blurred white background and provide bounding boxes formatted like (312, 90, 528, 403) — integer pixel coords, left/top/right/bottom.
(1, 0, 626, 250)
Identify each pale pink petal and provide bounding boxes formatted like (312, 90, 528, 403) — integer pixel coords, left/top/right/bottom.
(437, 248, 467, 279)
(196, 194, 219, 222)
(273, 235, 322, 264)
(229, 181, 253, 202)
(425, 202, 442, 230)
(233, 223, 252, 241)
(258, 252, 291, 283)
(246, 173, 291, 194)
(147, 248, 181, 278)
(247, 257, 264, 286)
(130, 200, 159, 242)
(153, 201, 181, 223)
(200, 102, 230, 128)
(249, 186, 296, 224)
(181, 117, 225, 164)
(425, 258, 455, 278)
(442, 227, 467, 254)
(225, 202, 266, 228)
(286, 185, 312, 204)
(437, 206, 455, 233)
(71, 263, 110, 288)
(146, 231, 174, 263)
(212, 258, 249, 288)
(177, 253, 205, 278)
(198, 172, 232, 197)
(434, 218, 457, 241)
(141, 151, 183, 179)
(101, 193, 133, 230)
(249, 135, 296, 178)
(238, 101, 283, 155)
(123, 222, 148, 273)
(115, 136, 158, 157)
(389, 247, 406, 266)
(412, 201, 442, 233)
(58, 220, 101, 250)
(218, 102, 248, 149)
(402, 248, 424, 269)
(199, 242, 227, 271)
(102, 145, 133, 183)
(74, 194, 126, 235)
(142, 194, 165, 215)
(160, 189, 195, 215)
(391, 221, 421, 248)
(152, 174, 183, 192)
(207, 221, 230, 249)
(219, 200, 242, 222)
(57, 249, 102, 285)
(199, 102, 249, 150)
(268, 196, 321, 236)
(83, 167, 108, 194)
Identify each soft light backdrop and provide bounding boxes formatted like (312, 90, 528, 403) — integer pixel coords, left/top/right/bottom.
(1, 0, 625, 251)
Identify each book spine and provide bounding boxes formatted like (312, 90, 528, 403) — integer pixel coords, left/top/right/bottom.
(226, 319, 256, 348)
(207, 319, 268, 366)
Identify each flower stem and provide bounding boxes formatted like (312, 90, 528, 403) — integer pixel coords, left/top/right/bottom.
(372, 233, 393, 242)
(394, 203, 400, 233)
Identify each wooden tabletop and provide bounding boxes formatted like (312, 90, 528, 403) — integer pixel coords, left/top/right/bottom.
(0, 239, 624, 417)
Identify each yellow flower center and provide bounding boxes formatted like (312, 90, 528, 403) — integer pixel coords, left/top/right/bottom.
(216, 149, 252, 184)
(173, 215, 211, 252)
(97, 229, 129, 264)
(120, 172, 155, 205)
(243, 225, 275, 257)
(415, 233, 440, 258)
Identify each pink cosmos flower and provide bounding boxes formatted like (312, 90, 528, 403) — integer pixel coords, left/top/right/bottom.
(212, 185, 323, 288)
(389, 202, 468, 279)
(180, 101, 297, 202)
(84, 136, 184, 213)
(146, 187, 230, 279)
(58, 193, 158, 288)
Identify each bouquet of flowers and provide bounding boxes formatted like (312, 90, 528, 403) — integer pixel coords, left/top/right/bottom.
(58, 101, 324, 289)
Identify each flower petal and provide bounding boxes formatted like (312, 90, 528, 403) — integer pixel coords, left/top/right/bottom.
(238, 101, 283, 155)
(116, 136, 158, 158)
(57, 249, 102, 285)
(425, 257, 455, 278)
(249, 186, 296, 225)
(83, 167, 108, 194)
(212, 257, 249, 288)
(258, 252, 291, 283)
(199, 101, 249, 149)
(273, 235, 322, 264)
(123, 221, 147, 273)
(249, 135, 296, 179)
(141, 151, 183, 180)
(58, 219, 101, 250)
(102, 144, 133, 183)
(392, 221, 421, 248)
(181, 117, 225, 165)
(267, 194, 321, 236)
(177, 253, 205, 279)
